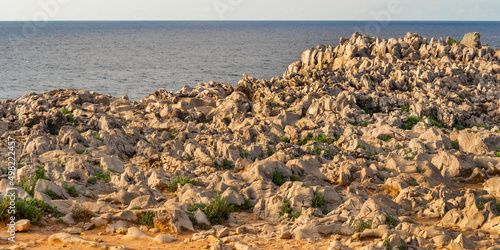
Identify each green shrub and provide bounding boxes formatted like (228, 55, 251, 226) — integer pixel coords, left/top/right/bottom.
(407, 180, 419, 187)
(60, 108, 72, 115)
(234, 198, 253, 211)
(223, 118, 231, 126)
(355, 219, 372, 232)
(188, 203, 207, 212)
(278, 199, 293, 216)
(268, 150, 275, 157)
(360, 107, 373, 117)
(170, 134, 176, 140)
(72, 206, 93, 223)
(19, 166, 49, 197)
(62, 183, 78, 197)
(291, 210, 302, 219)
(385, 214, 398, 227)
(452, 140, 459, 150)
(44, 190, 61, 200)
(477, 201, 484, 210)
(75, 149, 89, 155)
(272, 172, 285, 186)
(186, 211, 197, 225)
(312, 134, 335, 144)
(495, 201, 499, 214)
(401, 116, 420, 130)
(222, 159, 234, 169)
(290, 175, 300, 182)
(87, 177, 96, 185)
(380, 136, 392, 142)
(447, 39, 457, 46)
(239, 149, 249, 158)
(130, 206, 141, 210)
(95, 171, 111, 182)
(139, 211, 155, 227)
(429, 112, 443, 128)
(495, 148, 500, 157)
(202, 196, 234, 224)
(167, 175, 196, 192)
(94, 134, 104, 142)
(281, 137, 290, 143)
(383, 238, 391, 250)
(401, 106, 410, 112)
(312, 192, 326, 208)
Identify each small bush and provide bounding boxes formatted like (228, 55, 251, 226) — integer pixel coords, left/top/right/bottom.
(380, 136, 392, 142)
(167, 175, 196, 192)
(312, 134, 335, 144)
(495, 148, 500, 157)
(312, 192, 326, 208)
(72, 206, 93, 223)
(291, 210, 302, 219)
(428, 112, 443, 128)
(452, 140, 459, 150)
(477, 201, 484, 210)
(44, 190, 61, 200)
(355, 219, 372, 232)
(281, 137, 290, 143)
(401, 106, 410, 112)
(407, 180, 419, 187)
(62, 183, 78, 197)
(234, 198, 253, 211)
(272, 172, 285, 186)
(94, 134, 104, 142)
(385, 214, 398, 227)
(223, 118, 231, 126)
(130, 206, 141, 210)
(222, 159, 234, 169)
(188, 203, 207, 212)
(447, 39, 457, 46)
(278, 199, 293, 216)
(75, 149, 89, 155)
(383, 238, 391, 250)
(19, 166, 49, 197)
(96, 171, 111, 182)
(140, 211, 155, 227)
(170, 134, 176, 140)
(401, 116, 420, 130)
(268, 150, 275, 157)
(239, 149, 249, 158)
(203, 196, 234, 224)
(495, 201, 499, 214)
(290, 175, 300, 182)
(60, 108, 72, 115)
(87, 177, 96, 185)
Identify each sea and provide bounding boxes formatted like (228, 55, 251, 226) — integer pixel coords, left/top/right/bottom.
(1, 21, 500, 101)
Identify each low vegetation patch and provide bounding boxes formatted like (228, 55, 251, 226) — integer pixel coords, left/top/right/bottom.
(167, 175, 196, 192)
(278, 199, 293, 216)
(96, 171, 111, 183)
(355, 219, 373, 232)
(452, 140, 459, 150)
(72, 206, 93, 223)
(139, 211, 155, 227)
(19, 165, 49, 197)
(0, 197, 63, 224)
(188, 195, 234, 224)
(62, 183, 78, 197)
(380, 136, 392, 142)
(401, 115, 420, 130)
(272, 172, 285, 186)
(385, 214, 398, 227)
(312, 191, 326, 209)
(94, 134, 104, 142)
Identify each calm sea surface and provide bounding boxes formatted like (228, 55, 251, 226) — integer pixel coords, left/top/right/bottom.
(1, 21, 500, 100)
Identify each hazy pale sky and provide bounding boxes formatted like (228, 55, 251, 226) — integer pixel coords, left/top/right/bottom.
(0, 0, 499, 21)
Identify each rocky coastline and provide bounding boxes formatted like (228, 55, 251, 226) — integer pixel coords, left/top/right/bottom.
(1, 31, 500, 249)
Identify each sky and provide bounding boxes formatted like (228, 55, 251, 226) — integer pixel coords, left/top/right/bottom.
(0, 0, 499, 21)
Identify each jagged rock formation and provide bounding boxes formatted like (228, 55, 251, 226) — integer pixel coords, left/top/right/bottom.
(1, 32, 500, 249)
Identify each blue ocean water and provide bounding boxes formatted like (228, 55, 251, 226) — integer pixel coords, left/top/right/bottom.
(0, 21, 499, 100)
